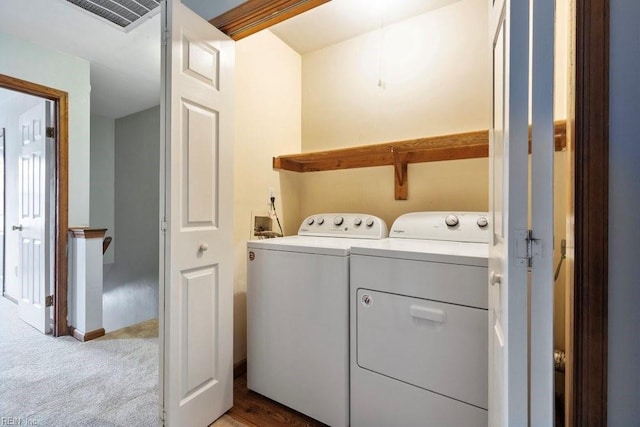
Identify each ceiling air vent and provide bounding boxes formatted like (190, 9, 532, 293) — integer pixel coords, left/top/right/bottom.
(66, 0, 161, 31)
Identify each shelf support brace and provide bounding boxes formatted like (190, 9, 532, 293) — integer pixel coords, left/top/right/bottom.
(392, 147, 408, 200)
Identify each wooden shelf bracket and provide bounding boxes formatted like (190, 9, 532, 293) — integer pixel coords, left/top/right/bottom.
(391, 147, 408, 200)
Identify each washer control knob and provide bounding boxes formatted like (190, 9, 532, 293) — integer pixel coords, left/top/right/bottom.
(306, 218, 315, 226)
(334, 216, 344, 226)
(477, 216, 489, 228)
(354, 218, 362, 226)
(445, 215, 459, 227)
(365, 218, 375, 227)
(317, 217, 325, 225)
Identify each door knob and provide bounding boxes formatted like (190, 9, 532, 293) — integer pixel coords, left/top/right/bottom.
(490, 271, 503, 286)
(12, 224, 23, 231)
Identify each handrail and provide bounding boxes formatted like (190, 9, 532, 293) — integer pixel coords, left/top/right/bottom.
(103, 237, 112, 255)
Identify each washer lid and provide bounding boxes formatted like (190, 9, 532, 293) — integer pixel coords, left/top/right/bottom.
(350, 238, 488, 266)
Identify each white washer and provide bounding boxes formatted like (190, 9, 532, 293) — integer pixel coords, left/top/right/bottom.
(247, 213, 388, 427)
(350, 212, 489, 427)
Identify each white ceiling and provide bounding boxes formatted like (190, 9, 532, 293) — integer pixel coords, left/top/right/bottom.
(0, 0, 459, 118)
(270, 0, 460, 54)
(0, 0, 161, 119)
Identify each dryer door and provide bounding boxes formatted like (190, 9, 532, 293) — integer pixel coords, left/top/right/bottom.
(356, 288, 488, 409)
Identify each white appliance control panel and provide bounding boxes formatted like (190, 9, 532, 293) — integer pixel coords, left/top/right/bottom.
(298, 213, 388, 239)
(390, 212, 489, 243)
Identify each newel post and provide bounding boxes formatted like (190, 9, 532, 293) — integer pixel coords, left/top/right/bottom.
(67, 227, 108, 341)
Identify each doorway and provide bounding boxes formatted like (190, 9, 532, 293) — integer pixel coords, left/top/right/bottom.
(0, 74, 69, 337)
(210, 0, 610, 424)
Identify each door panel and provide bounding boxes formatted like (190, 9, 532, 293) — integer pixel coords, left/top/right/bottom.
(488, 0, 529, 425)
(356, 289, 488, 409)
(17, 101, 51, 334)
(530, 0, 556, 423)
(0, 129, 4, 292)
(161, 1, 234, 425)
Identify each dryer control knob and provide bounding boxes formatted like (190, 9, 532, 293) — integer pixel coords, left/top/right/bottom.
(354, 218, 362, 226)
(445, 215, 459, 227)
(365, 218, 375, 227)
(477, 216, 489, 228)
(334, 216, 344, 226)
(306, 218, 315, 226)
(317, 217, 325, 225)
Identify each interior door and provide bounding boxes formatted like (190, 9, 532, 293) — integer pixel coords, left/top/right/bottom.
(0, 128, 4, 293)
(488, 0, 529, 425)
(530, 0, 556, 424)
(16, 100, 51, 334)
(160, 0, 234, 425)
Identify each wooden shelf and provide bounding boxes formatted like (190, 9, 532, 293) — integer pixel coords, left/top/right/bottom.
(273, 121, 567, 200)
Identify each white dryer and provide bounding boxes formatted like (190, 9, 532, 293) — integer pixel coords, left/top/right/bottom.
(247, 213, 388, 427)
(350, 212, 489, 427)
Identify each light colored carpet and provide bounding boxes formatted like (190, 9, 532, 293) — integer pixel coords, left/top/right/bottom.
(0, 298, 251, 427)
(0, 297, 160, 426)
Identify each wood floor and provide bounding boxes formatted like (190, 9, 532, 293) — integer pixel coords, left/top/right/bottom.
(219, 373, 327, 427)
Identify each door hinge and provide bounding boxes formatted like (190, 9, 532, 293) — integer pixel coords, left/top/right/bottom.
(161, 28, 169, 47)
(45, 295, 54, 307)
(516, 229, 542, 267)
(161, 221, 168, 233)
(46, 127, 55, 138)
(159, 407, 166, 424)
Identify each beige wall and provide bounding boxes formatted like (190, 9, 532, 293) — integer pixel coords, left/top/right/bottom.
(298, 160, 488, 228)
(299, 0, 491, 224)
(233, 30, 301, 364)
(302, 0, 491, 152)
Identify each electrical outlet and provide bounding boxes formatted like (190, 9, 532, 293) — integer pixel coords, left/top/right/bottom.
(268, 187, 275, 205)
(254, 216, 273, 236)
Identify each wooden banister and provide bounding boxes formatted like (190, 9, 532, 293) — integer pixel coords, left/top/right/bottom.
(103, 237, 112, 254)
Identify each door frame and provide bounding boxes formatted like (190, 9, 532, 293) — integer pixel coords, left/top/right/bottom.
(0, 73, 69, 337)
(572, 0, 609, 423)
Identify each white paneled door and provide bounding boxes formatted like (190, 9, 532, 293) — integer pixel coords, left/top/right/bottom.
(530, 0, 556, 424)
(16, 100, 52, 334)
(160, 0, 234, 425)
(488, 1, 529, 422)
(488, 0, 555, 425)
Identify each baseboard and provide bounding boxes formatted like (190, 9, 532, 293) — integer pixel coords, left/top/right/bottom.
(234, 359, 247, 378)
(69, 327, 106, 342)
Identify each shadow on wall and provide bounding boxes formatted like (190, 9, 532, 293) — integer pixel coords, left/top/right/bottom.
(103, 263, 158, 332)
(95, 106, 161, 332)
